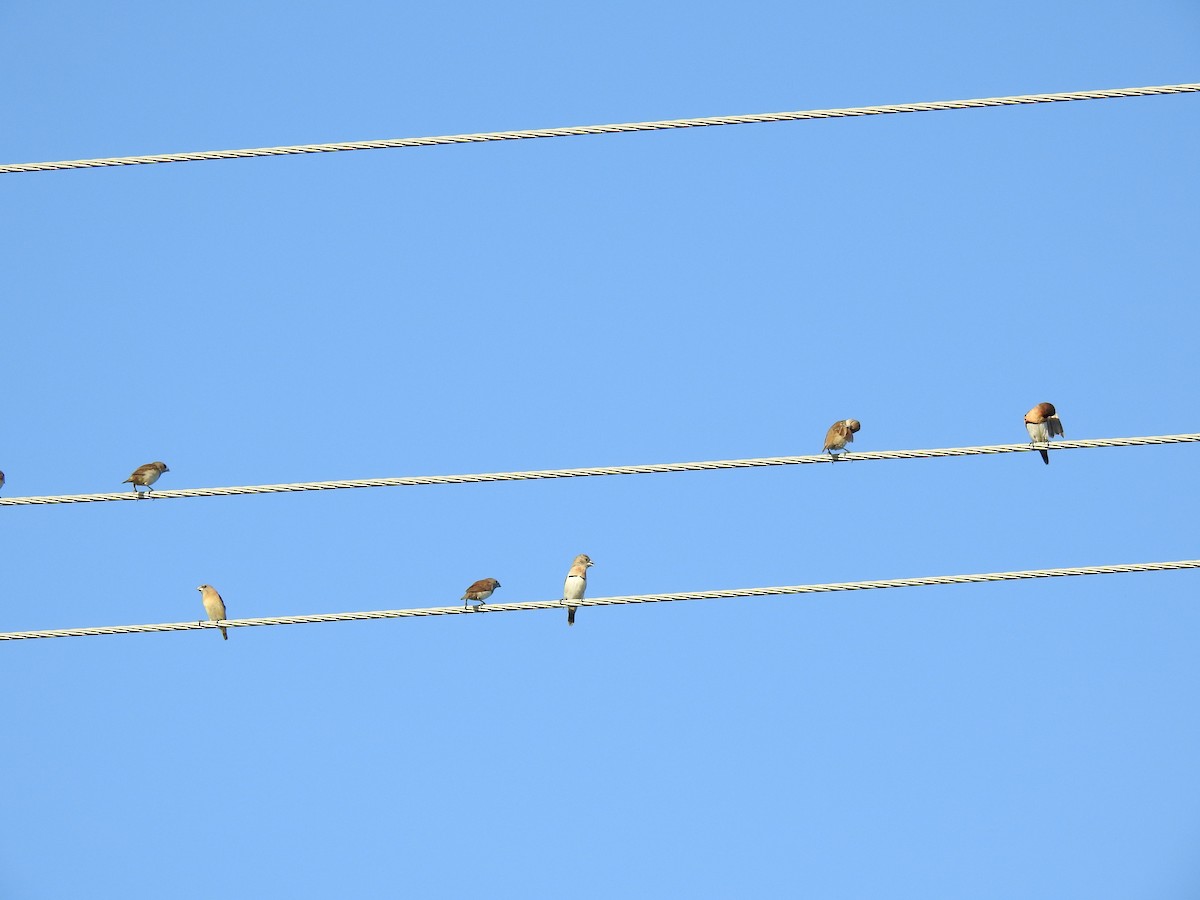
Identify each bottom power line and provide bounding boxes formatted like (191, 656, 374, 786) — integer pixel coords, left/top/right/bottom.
(2, 558, 1197, 641)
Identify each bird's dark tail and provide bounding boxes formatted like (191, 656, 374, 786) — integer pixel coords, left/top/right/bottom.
(1038, 448, 1050, 465)
(219, 626, 228, 640)
(567, 606, 576, 626)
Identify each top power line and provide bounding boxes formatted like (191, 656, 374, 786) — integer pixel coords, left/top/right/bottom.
(2, 83, 1196, 175)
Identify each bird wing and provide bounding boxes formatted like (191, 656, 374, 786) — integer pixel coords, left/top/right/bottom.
(126, 464, 157, 483)
(823, 422, 846, 450)
(463, 578, 493, 595)
(1048, 417, 1064, 438)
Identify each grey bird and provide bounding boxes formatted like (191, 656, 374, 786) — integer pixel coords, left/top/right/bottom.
(0, 470, 5, 493)
(823, 419, 861, 459)
(462, 577, 501, 609)
(563, 554, 594, 626)
(1024, 403, 1064, 465)
(124, 461, 169, 496)
(197, 584, 228, 640)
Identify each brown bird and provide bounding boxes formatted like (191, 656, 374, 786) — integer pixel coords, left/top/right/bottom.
(462, 577, 501, 609)
(124, 461, 169, 496)
(1024, 403, 1064, 465)
(823, 419, 861, 459)
(197, 584, 228, 640)
(563, 554, 594, 626)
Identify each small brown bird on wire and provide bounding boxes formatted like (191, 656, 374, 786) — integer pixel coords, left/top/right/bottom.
(461, 577, 501, 609)
(822, 419, 861, 459)
(124, 461, 169, 496)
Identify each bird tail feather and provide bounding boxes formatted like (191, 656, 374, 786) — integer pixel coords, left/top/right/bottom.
(1038, 448, 1050, 465)
(567, 607, 576, 626)
(219, 626, 228, 640)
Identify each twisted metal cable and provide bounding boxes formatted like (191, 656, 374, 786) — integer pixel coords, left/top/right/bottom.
(2, 559, 1195, 641)
(3, 83, 1197, 175)
(0, 433, 1195, 507)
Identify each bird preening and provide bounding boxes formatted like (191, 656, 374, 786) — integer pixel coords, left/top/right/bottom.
(197, 584, 228, 640)
(462, 577, 501, 609)
(563, 554, 594, 626)
(1024, 403, 1064, 464)
(124, 461, 169, 496)
(823, 419, 861, 459)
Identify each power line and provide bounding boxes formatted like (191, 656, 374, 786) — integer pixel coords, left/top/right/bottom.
(0, 433, 1195, 507)
(3, 558, 1195, 641)
(3, 82, 1196, 175)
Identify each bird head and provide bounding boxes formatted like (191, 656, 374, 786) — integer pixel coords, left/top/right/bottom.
(1025, 402, 1056, 424)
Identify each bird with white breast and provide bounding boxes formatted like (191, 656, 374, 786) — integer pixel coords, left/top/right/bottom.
(1024, 403, 1064, 465)
(461, 577, 501, 609)
(124, 461, 169, 497)
(563, 554, 593, 627)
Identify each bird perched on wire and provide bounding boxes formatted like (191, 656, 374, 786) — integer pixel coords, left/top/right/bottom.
(823, 419, 861, 459)
(1024, 403, 1064, 465)
(0, 470, 5, 493)
(124, 461, 169, 496)
(563, 554, 594, 626)
(197, 584, 228, 640)
(462, 577, 501, 609)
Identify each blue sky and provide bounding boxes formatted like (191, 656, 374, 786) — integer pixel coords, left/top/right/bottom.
(2, 2, 1198, 897)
